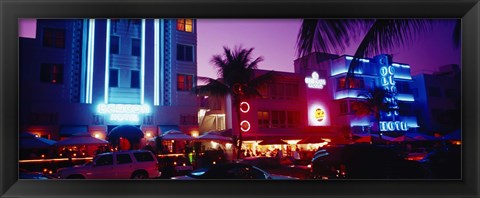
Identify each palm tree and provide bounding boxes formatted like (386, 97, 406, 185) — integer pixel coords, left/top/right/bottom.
(195, 46, 278, 159)
(351, 88, 391, 121)
(296, 19, 462, 82)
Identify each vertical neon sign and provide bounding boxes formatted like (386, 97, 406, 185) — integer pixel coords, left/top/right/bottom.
(377, 55, 408, 132)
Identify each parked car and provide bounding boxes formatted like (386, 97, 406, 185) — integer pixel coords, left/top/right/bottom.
(310, 144, 426, 179)
(171, 163, 298, 180)
(419, 145, 461, 179)
(240, 157, 311, 179)
(56, 150, 161, 179)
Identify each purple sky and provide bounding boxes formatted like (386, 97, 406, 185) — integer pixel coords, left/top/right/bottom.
(197, 19, 460, 78)
(19, 19, 460, 78)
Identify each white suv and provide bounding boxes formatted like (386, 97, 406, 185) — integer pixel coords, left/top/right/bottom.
(57, 150, 161, 179)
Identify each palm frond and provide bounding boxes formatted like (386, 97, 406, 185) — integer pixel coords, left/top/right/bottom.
(194, 77, 230, 97)
(243, 71, 282, 99)
(346, 19, 433, 82)
(296, 19, 371, 57)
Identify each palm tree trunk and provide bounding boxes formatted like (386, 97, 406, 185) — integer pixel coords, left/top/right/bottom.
(234, 98, 243, 159)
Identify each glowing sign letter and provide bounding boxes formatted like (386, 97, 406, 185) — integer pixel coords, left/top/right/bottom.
(305, 72, 326, 89)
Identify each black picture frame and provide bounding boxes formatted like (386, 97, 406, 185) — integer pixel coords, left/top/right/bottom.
(1, 0, 478, 197)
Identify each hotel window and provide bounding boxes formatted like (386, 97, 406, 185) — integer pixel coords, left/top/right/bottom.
(271, 111, 281, 128)
(109, 69, 119, 87)
(285, 84, 299, 99)
(131, 38, 140, 56)
(286, 111, 300, 128)
(40, 63, 63, 84)
(258, 111, 270, 128)
(428, 87, 442, 97)
(177, 44, 194, 62)
(180, 115, 198, 125)
(338, 77, 364, 90)
(130, 70, 140, 88)
(110, 36, 119, 54)
(177, 74, 193, 91)
(445, 89, 457, 98)
(43, 28, 65, 48)
(177, 19, 193, 32)
(339, 101, 349, 114)
(396, 82, 410, 93)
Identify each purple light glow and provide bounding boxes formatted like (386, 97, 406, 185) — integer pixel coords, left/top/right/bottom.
(198, 19, 460, 78)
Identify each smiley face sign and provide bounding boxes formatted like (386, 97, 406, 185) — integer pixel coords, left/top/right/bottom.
(315, 108, 325, 122)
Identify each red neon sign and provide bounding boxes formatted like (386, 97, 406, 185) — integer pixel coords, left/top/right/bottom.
(239, 102, 250, 113)
(240, 120, 251, 132)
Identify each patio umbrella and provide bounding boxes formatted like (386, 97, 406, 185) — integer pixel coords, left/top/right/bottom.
(55, 133, 108, 146)
(442, 130, 461, 141)
(390, 135, 416, 142)
(160, 130, 195, 141)
(197, 131, 232, 142)
(352, 134, 382, 143)
(405, 133, 436, 141)
(297, 137, 326, 144)
(19, 132, 57, 149)
(258, 139, 288, 145)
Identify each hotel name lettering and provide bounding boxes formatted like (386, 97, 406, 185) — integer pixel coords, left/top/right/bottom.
(378, 56, 408, 132)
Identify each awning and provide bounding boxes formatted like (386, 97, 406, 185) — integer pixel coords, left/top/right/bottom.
(158, 125, 180, 135)
(258, 139, 288, 145)
(59, 126, 88, 137)
(108, 125, 144, 141)
(197, 131, 232, 142)
(159, 130, 195, 141)
(55, 133, 109, 146)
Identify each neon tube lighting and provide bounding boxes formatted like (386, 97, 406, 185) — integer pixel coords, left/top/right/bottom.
(154, 19, 160, 106)
(104, 19, 111, 104)
(86, 19, 96, 104)
(141, 19, 146, 104)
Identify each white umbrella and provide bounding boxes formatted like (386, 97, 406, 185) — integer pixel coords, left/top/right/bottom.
(159, 130, 195, 141)
(55, 133, 108, 146)
(197, 131, 232, 142)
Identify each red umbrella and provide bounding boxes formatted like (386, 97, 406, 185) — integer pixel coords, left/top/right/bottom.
(258, 139, 288, 145)
(390, 135, 416, 142)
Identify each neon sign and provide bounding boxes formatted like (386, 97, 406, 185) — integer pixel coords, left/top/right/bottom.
(97, 104, 151, 122)
(308, 104, 328, 126)
(239, 102, 250, 113)
(314, 108, 326, 122)
(377, 55, 408, 132)
(379, 121, 408, 131)
(240, 120, 251, 132)
(305, 72, 326, 89)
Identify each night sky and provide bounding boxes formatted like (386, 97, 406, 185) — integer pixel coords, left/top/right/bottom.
(19, 19, 461, 79)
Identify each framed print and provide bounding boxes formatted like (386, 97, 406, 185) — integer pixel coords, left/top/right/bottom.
(1, 0, 479, 198)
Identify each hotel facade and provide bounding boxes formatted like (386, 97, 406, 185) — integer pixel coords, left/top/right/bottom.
(200, 52, 422, 151)
(20, 19, 199, 144)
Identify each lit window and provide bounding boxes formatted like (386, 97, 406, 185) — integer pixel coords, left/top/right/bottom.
(177, 74, 194, 91)
(43, 28, 65, 48)
(109, 69, 119, 87)
(40, 63, 63, 84)
(177, 44, 194, 62)
(131, 70, 140, 88)
(177, 19, 193, 32)
(110, 36, 119, 54)
(131, 38, 140, 56)
(338, 77, 364, 90)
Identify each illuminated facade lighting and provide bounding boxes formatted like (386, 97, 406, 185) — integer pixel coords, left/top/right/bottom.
(141, 19, 146, 104)
(104, 19, 111, 104)
(85, 19, 95, 104)
(154, 19, 160, 106)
